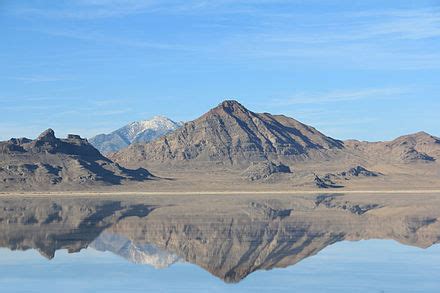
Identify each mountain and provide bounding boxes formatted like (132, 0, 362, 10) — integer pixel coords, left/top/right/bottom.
(111, 100, 344, 166)
(345, 131, 440, 163)
(0, 129, 153, 191)
(89, 116, 183, 154)
(2, 100, 438, 191)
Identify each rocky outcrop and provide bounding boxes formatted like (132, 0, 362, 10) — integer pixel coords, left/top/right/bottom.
(342, 166, 380, 177)
(0, 129, 154, 191)
(313, 174, 342, 188)
(323, 165, 382, 182)
(241, 161, 291, 181)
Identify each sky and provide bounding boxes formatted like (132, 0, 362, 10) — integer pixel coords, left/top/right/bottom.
(0, 0, 439, 141)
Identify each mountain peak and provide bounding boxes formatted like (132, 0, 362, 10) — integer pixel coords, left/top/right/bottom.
(36, 128, 56, 141)
(215, 100, 247, 113)
(89, 116, 183, 154)
(150, 115, 172, 121)
(411, 131, 438, 140)
(219, 99, 242, 107)
(393, 131, 439, 145)
(135, 116, 181, 130)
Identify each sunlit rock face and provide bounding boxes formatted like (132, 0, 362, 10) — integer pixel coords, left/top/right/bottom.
(0, 194, 439, 282)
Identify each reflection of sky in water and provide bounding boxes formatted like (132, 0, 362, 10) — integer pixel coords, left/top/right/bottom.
(0, 240, 439, 292)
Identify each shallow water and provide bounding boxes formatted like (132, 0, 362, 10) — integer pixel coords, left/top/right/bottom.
(0, 194, 439, 292)
(1, 241, 439, 292)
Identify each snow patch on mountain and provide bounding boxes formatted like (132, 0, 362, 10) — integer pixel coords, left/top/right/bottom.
(89, 116, 183, 154)
(91, 231, 182, 269)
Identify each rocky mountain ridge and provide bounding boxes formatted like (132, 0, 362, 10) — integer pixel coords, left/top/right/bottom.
(345, 131, 440, 163)
(0, 129, 153, 191)
(111, 100, 344, 166)
(1, 99, 439, 191)
(110, 100, 439, 189)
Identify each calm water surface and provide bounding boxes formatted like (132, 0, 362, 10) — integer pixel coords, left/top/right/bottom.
(0, 241, 439, 292)
(0, 194, 439, 292)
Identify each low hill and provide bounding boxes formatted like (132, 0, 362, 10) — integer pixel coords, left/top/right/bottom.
(345, 131, 440, 163)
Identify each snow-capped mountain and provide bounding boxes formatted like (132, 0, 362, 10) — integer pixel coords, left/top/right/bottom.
(90, 232, 182, 269)
(89, 116, 183, 154)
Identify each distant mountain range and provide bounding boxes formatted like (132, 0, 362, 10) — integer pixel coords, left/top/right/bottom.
(89, 116, 183, 154)
(111, 100, 440, 167)
(111, 100, 345, 166)
(1, 99, 439, 191)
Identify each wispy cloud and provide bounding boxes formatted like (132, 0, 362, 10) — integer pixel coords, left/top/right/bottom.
(15, 0, 155, 19)
(12, 0, 440, 44)
(273, 87, 410, 106)
(214, 8, 440, 69)
(29, 27, 194, 51)
(9, 75, 74, 83)
(13, 2, 440, 70)
(360, 9, 440, 40)
(262, 9, 440, 43)
(13, 0, 302, 19)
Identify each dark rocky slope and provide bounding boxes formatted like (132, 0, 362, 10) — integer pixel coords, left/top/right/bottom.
(0, 129, 153, 191)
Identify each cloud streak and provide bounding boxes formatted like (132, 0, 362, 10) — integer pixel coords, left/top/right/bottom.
(10, 75, 74, 83)
(13, 0, 308, 19)
(273, 87, 410, 105)
(16, 0, 156, 19)
(14, 2, 440, 70)
(29, 27, 195, 52)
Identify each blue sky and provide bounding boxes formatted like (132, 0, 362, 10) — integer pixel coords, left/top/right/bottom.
(0, 0, 439, 141)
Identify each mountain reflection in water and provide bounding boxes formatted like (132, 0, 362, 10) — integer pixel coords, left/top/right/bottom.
(0, 193, 439, 283)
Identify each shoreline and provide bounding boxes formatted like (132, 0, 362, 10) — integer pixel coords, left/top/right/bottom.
(1, 189, 440, 197)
